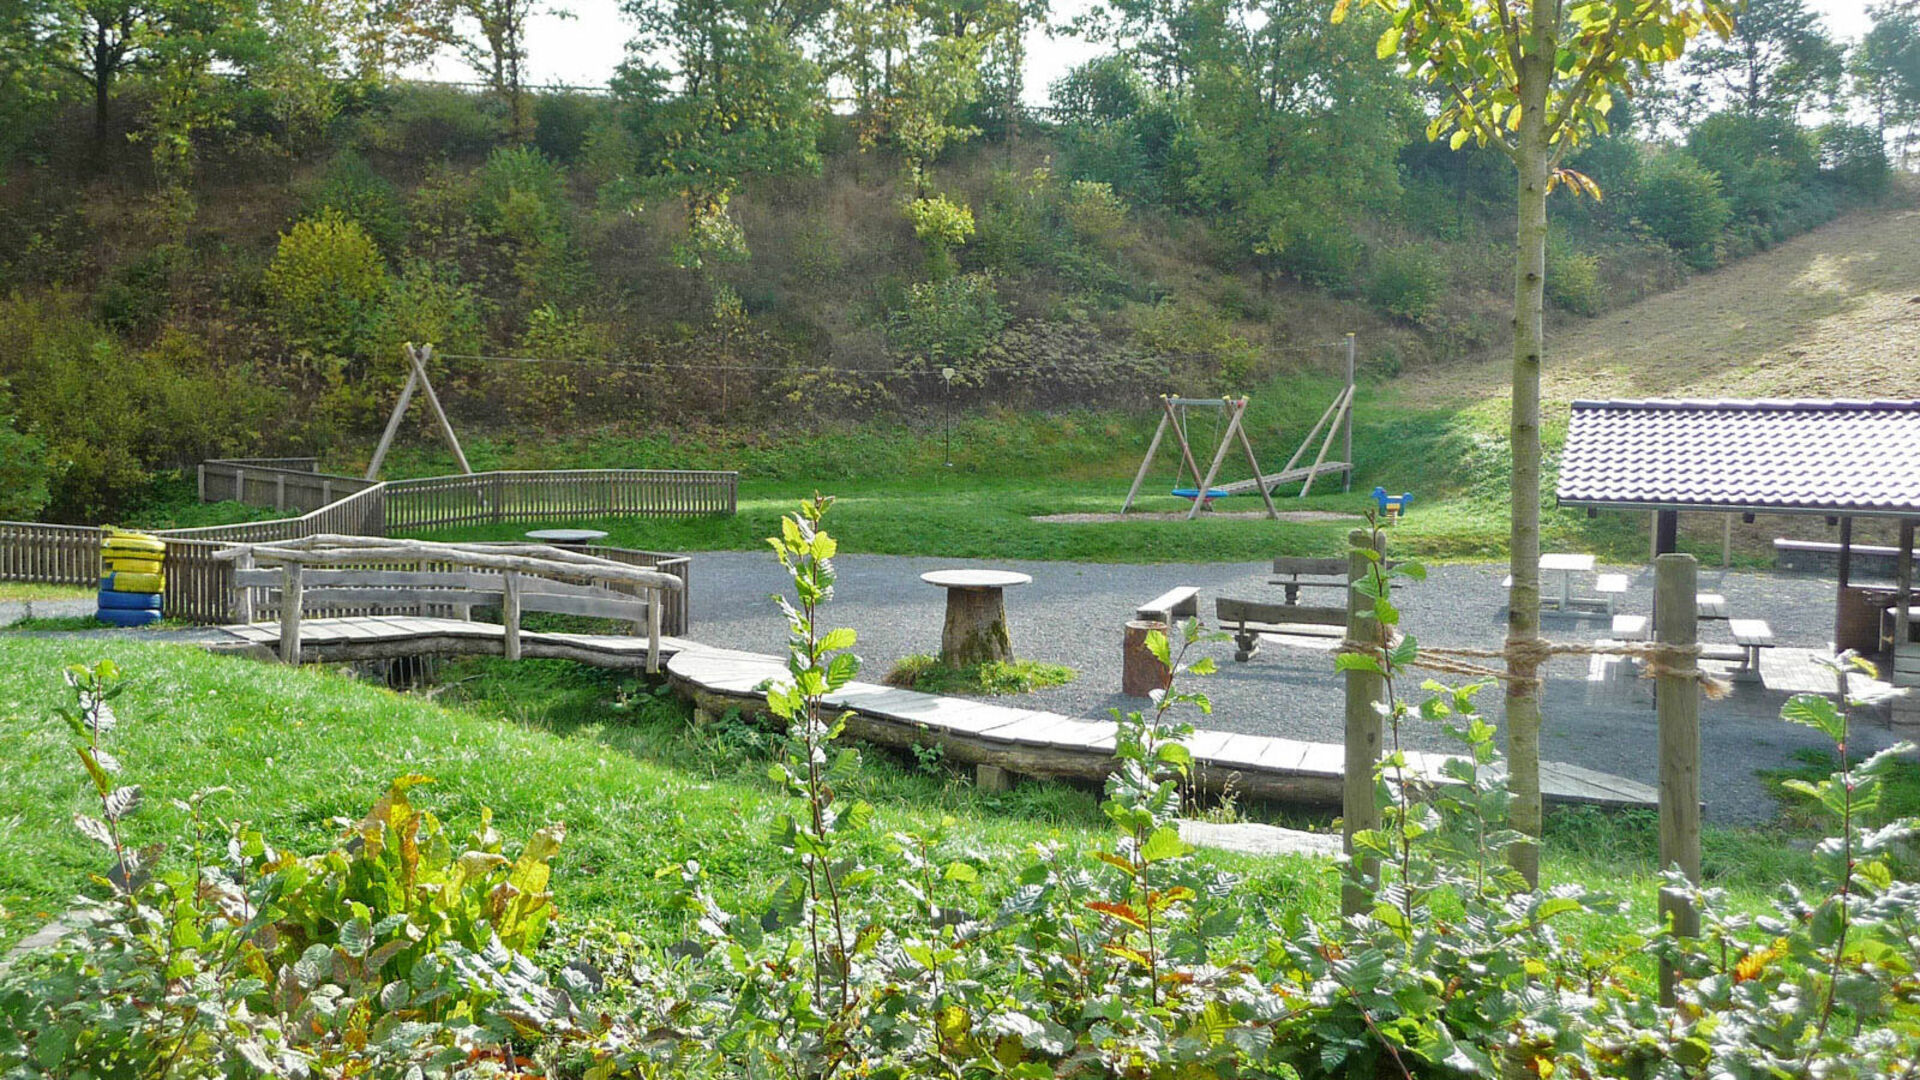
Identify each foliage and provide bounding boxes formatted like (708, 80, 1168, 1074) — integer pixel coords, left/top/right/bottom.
(1816, 123, 1892, 198)
(1546, 236, 1604, 316)
(905, 193, 977, 279)
(0, 404, 51, 520)
(1637, 152, 1733, 262)
(262, 210, 390, 359)
(305, 149, 407, 254)
(1132, 296, 1260, 388)
(0, 660, 577, 1075)
(533, 91, 600, 163)
(1674, 0, 1844, 117)
(884, 654, 1077, 696)
(1365, 244, 1445, 324)
(1686, 110, 1819, 225)
(886, 271, 1008, 374)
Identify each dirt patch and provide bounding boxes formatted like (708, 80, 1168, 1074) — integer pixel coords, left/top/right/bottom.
(1032, 510, 1363, 524)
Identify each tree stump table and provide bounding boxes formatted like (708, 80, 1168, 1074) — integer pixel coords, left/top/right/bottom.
(920, 569, 1033, 667)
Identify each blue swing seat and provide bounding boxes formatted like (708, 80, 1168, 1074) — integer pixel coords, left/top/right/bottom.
(1171, 488, 1234, 500)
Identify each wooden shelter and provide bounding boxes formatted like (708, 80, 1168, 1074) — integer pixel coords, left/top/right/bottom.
(1555, 399, 1920, 686)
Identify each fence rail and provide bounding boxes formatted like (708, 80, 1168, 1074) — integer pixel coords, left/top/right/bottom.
(2, 466, 732, 630)
(199, 459, 378, 516)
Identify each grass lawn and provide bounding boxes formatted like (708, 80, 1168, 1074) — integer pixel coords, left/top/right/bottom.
(0, 637, 1861, 981)
(0, 583, 93, 603)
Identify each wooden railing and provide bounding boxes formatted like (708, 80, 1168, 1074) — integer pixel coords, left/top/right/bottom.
(384, 470, 737, 531)
(199, 458, 379, 516)
(3, 466, 731, 629)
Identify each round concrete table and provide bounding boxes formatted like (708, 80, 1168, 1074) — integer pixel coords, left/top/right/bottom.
(525, 528, 609, 549)
(920, 569, 1033, 667)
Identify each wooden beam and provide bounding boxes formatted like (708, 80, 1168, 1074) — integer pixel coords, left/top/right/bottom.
(1185, 399, 1246, 521)
(365, 362, 421, 481)
(1342, 528, 1385, 916)
(1235, 406, 1282, 521)
(502, 570, 522, 661)
(408, 344, 472, 476)
(1342, 333, 1355, 494)
(1297, 387, 1351, 498)
(1896, 519, 1913, 658)
(279, 562, 303, 665)
(1122, 406, 1173, 514)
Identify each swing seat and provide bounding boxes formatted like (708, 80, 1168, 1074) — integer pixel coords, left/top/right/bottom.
(1171, 488, 1234, 501)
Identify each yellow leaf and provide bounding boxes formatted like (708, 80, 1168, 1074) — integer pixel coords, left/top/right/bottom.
(1331, 0, 1350, 23)
(1449, 129, 1470, 150)
(1376, 24, 1401, 60)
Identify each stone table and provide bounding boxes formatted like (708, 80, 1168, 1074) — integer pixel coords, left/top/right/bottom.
(525, 528, 609, 549)
(920, 569, 1033, 667)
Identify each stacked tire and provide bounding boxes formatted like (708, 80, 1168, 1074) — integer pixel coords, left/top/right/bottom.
(98, 530, 166, 627)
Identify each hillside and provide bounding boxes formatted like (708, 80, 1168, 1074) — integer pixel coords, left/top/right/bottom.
(1408, 197, 1920, 407)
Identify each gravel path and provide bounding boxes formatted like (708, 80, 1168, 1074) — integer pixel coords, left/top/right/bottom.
(682, 551, 1901, 825)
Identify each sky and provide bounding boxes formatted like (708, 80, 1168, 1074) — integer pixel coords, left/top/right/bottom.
(413, 0, 1881, 106)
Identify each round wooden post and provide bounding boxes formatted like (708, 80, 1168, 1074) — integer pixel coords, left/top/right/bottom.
(278, 561, 303, 666)
(1122, 619, 1171, 697)
(1342, 527, 1387, 916)
(1655, 552, 1701, 1005)
(502, 570, 522, 662)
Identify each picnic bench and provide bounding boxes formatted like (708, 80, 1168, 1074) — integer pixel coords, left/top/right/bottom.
(1727, 618, 1774, 680)
(1216, 596, 1347, 662)
(1268, 557, 1350, 605)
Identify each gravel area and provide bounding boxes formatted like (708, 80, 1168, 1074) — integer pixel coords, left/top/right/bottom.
(682, 551, 1905, 825)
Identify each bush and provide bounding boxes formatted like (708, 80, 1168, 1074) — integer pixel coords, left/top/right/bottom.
(0, 662, 576, 1075)
(534, 92, 601, 163)
(906, 193, 976, 279)
(1062, 179, 1129, 250)
(886, 271, 1006, 373)
(305, 149, 406, 253)
(1133, 296, 1261, 387)
(1274, 219, 1361, 290)
(1686, 111, 1818, 224)
(1636, 152, 1731, 263)
(1817, 122, 1891, 198)
(95, 244, 179, 337)
(1545, 236, 1604, 316)
(1365, 243, 1445, 323)
(355, 83, 503, 159)
(0, 408, 50, 519)
(368, 260, 484, 362)
(263, 210, 389, 358)
(973, 168, 1059, 272)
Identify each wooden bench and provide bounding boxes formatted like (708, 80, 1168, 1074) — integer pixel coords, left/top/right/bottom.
(1216, 596, 1347, 661)
(1268, 557, 1350, 606)
(1136, 586, 1200, 624)
(1610, 614, 1649, 641)
(1727, 618, 1774, 680)
(1696, 593, 1730, 620)
(1594, 573, 1629, 613)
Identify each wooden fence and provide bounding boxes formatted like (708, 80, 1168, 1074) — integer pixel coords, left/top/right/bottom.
(199, 458, 380, 515)
(2, 466, 732, 630)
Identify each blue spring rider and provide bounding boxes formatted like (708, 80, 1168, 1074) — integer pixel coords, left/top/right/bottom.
(1370, 486, 1412, 524)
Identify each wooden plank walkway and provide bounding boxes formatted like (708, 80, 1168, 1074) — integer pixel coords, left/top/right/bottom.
(202, 619, 1656, 811)
(665, 648, 1656, 811)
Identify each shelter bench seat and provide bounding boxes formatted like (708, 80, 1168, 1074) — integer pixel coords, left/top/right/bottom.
(1611, 614, 1649, 641)
(1594, 573, 1630, 613)
(1136, 586, 1200, 625)
(1216, 596, 1346, 662)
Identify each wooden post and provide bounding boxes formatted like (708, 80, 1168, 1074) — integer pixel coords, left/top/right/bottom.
(1655, 552, 1701, 1006)
(1122, 619, 1171, 697)
(1232, 408, 1282, 521)
(647, 583, 663, 673)
(235, 549, 255, 623)
(502, 570, 522, 661)
(197, 464, 206, 504)
(1837, 516, 1854, 651)
(1298, 386, 1351, 498)
(279, 562, 303, 666)
(366, 362, 422, 481)
(1342, 333, 1355, 493)
(1184, 399, 1245, 521)
(274, 473, 286, 512)
(1896, 519, 1913, 659)
(1721, 513, 1732, 568)
(1342, 527, 1386, 916)
(408, 344, 472, 476)
(234, 468, 246, 505)
(1655, 509, 1678, 556)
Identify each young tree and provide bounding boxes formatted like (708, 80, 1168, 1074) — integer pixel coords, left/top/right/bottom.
(1852, 4, 1920, 166)
(29, 0, 198, 151)
(1678, 0, 1843, 117)
(443, 0, 565, 140)
(1338, 0, 1733, 886)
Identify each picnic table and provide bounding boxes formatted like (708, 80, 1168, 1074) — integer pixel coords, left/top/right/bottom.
(525, 528, 609, 548)
(921, 569, 1032, 667)
(1540, 553, 1595, 611)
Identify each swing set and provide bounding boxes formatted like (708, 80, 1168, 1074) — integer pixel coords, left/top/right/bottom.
(1121, 365, 1355, 522)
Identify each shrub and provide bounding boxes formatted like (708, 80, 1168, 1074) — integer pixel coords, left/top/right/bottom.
(886, 271, 1006, 373)
(1062, 179, 1128, 250)
(356, 83, 503, 159)
(305, 149, 406, 253)
(972, 168, 1058, 272)
(0, 662, 576, 1075)
(1365, 243, 1445, 323)
(1636, 152, 1731, 264)
(1133, 296, 1261, 387)
(1686, 111, 1819, 224)
(534, 92, 601, 163)
(0, 407, 50, 519)
(1274, 219, 1361, 290)
(1545, 236, 1604, 316)
(906, 193, 977, 279)
(367, 260, 485, 363)
(95, 244, 178, 337)
(263, 210, 389, 358)
(1817, 122, 1891, 198)
(476, 145, 569, 227)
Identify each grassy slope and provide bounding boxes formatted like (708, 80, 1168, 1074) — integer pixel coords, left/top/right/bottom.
(0, 638, 1835, 964)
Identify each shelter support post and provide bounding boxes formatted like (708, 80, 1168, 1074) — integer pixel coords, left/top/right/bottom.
(1655, 510, 1678, 556)
(1655, 554, 1701, 1006)
(1896, 519, 1913, 661)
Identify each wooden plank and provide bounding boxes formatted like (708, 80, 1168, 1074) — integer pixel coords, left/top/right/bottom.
(1216, 596, 1348, 627)
(1271, 557, 1347, 577)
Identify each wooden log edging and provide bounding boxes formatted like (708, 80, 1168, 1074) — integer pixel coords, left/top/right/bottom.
(663, 647, 1658, 811)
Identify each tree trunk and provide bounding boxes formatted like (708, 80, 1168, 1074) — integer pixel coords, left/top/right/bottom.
(1506, 50, 1552, 890)
(94, 72, 111, 151)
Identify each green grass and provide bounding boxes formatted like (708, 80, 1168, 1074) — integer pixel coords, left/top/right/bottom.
(0, 615, 193, 632)
(383, 372, 1740, 567)
(884, 654, 1077, 696)
(0, 583, 93, 603)
(0, 638, 1856, 971)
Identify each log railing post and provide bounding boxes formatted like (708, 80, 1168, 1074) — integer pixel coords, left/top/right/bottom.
(279, 562, 303, 665)
(647, 583, 663, 673)
(1655, 552, 1701, 1005)
(502, 570, 522, 661)
(1342, 526, 1387, 916)
(235, 549, 255, 623)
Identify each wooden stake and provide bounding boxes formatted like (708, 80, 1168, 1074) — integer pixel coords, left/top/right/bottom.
(1235, 411, 1282, 521)
(409, 344, 472, 476)
(502, 570, 522, 661)
(366, 362, 421, 481)
(1122, 405, 1173, 514)
(1185, 399, 1246, 521)
(1655, 552, 1701, 1005)
(279, 561, 303, 666)
(1299, 387, 1352, 498)
(1343, 334, 1355, 493)
(1342, 527, 1386, 916)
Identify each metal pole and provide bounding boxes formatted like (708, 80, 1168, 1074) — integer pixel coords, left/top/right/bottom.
(942, 367, 955, 467)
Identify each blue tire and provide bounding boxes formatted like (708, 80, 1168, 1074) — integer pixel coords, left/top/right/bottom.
(95, 607, 162, 628)
(97, 589, 164, 611)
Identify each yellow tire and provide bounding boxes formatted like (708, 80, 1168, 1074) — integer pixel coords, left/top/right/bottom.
(101, 532, 166, 556)
(105, 556, 165, 575)
(101, 571, 166, 594)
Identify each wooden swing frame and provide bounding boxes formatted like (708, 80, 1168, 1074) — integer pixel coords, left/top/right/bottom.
(365, 343, 474, 481)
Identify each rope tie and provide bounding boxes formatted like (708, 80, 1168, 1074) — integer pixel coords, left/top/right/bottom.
(1337, 634, 1732, 700)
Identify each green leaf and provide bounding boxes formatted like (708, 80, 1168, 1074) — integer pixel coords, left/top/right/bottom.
(1145, 630, 1170, 668)
(1140, 825, 1189, 864)
(818, 627, 857, 652)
